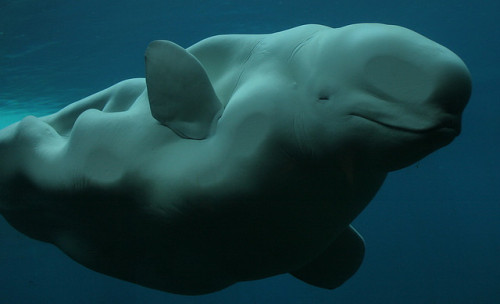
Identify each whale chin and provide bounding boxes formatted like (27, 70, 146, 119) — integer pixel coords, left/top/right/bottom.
(382, 128, 457, 172)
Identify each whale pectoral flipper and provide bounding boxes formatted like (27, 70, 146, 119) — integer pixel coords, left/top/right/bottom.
(145, 40, 223, 139)
(290, 225, 365, 289)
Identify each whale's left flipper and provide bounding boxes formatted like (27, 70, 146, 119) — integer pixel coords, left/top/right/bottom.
(145, 40, 223, 139)
(290, 225, 365, 289)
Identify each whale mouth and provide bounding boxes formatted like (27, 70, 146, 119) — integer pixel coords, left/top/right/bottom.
(351, 113, 461, 136)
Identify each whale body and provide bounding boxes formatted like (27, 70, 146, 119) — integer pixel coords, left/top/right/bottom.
(0, 24, 471, 295)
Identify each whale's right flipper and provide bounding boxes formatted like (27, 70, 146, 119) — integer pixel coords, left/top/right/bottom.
(290, 225, 365, 289)
(145, 40, 223, 140)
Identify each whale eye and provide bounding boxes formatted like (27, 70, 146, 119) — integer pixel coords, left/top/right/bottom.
(318, 95, 330, 103)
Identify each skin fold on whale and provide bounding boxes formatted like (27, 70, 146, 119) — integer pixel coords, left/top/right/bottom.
(0, 24, 471, 295)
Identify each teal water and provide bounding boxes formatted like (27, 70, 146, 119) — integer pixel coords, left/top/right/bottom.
(1, 1, 499, 303)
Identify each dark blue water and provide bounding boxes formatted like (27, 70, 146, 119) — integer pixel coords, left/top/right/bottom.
(1, 0, 498, 303)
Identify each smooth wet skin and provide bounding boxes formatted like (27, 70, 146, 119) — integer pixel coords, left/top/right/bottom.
(0, 24, 471, 295)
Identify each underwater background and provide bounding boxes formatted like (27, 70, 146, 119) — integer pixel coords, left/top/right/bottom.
(0, 0, 498, 303)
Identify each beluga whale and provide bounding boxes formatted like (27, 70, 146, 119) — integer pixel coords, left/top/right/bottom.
(0, 24, 471, 295)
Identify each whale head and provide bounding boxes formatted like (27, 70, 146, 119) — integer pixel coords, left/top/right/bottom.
(287, 24, 471, 172)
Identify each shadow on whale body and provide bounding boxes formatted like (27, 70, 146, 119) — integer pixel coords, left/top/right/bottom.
(0, 23, 471, 295)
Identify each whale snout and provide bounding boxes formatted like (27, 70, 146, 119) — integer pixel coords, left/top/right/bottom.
(427, 54, 472, 119)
